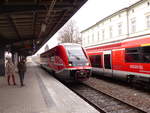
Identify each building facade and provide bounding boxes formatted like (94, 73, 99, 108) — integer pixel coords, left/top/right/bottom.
(81, 0, 150, 48)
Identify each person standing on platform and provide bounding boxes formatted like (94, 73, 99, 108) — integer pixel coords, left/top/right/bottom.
(17, 58, 26, 87)
(5, 58, 16, 85)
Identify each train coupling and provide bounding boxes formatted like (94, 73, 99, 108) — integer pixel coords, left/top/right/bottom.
(75, 69, 91, 80)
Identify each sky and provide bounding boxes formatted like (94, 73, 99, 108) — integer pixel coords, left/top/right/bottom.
(35, 0, 140, 55)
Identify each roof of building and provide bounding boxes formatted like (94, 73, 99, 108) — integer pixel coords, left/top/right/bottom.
(81, 0, 146, 33)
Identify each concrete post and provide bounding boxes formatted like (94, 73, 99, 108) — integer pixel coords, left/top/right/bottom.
(0, 47, 5, 76)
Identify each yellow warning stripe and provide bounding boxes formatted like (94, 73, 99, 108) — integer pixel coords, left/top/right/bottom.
(141, 43, 150, 47)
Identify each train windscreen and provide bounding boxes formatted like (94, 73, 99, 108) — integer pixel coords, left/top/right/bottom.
(65, 45, 89, 66)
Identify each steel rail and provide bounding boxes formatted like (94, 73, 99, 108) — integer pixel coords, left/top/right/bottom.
(82, 83, 147, 113)
(68, 82, 147, 113)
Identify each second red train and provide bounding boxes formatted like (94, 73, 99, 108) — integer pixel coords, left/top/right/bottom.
(86, 36, 150, 83)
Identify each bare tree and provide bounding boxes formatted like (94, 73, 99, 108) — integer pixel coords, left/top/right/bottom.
(58, 20, 81, 44)
(44, 44, 49, 52)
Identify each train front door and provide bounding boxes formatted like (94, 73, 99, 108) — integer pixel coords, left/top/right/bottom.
(103, 50, 113, 77)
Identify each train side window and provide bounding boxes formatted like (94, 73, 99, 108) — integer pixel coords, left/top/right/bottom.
(141, 46, 150, 63)
(104, 54, 111, 69)
(89, 55, 102, 68)
(50, 57, 55, 62)
(99, 55, 103, 68)
(125, 47, 141, 63)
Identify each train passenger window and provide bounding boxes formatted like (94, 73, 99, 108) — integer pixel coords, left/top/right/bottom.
(125, 46, 150, 63)
(125, 47, 141, 63)
(126, 48, 138, 53)
(142, 46, 150, 53)
(104, 54, 111, 69)
(141, 46, 150, 63)
(90, 55, 102, 68)
(99, 55, 103, 68)
(50, 57, 55, 62)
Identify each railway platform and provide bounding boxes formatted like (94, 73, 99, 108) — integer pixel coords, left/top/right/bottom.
(0, 61, 99, 113)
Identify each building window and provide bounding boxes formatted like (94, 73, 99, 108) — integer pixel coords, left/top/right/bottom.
(119, 14, 121, 18)
(131, 18, 136, 33)
(92, 33, 94, 42)
(102, 29, 105, 39)
(97, 31, 99, 41)
(87, 36, 89, 44)
(109, 26, 112, 38)
(118, 23, 122, 35)
(146, 15, 150, 28)
(147, 2, 150, 6)
(82, 37, 84, 44)
(84, 37, 86, 44)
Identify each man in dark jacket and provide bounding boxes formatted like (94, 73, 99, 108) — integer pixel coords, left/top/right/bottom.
(17, 59, 26, 86)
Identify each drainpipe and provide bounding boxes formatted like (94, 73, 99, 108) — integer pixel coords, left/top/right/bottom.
(126, 8, 130, 38)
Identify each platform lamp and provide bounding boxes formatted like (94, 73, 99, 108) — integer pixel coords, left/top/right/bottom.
(41, 23, 46, 32)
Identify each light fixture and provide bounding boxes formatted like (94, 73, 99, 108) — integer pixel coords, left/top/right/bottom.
(41, 23, 46, 32)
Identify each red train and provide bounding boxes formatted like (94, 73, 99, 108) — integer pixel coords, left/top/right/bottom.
(40, 43, 91, 82)
(86, 36, 150, 83)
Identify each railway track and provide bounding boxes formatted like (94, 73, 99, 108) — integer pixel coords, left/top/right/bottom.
(68, 83, 147, 113)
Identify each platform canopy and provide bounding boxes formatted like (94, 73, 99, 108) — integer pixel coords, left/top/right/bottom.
(0, 0, 87, 56)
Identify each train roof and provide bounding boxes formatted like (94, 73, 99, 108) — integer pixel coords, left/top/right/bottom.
(40, 43, 82, 55)
(58, 43, 81, 46)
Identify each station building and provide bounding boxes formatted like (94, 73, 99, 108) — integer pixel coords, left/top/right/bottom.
(81, 0, 150, 48)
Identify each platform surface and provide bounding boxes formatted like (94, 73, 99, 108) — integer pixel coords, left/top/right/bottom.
(0, 61, 99, 113)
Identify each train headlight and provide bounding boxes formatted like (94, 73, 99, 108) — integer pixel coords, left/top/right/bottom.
(85, 62, 89, 66)
(69, 63, 72, 66)
(68, 61, 73, 66)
